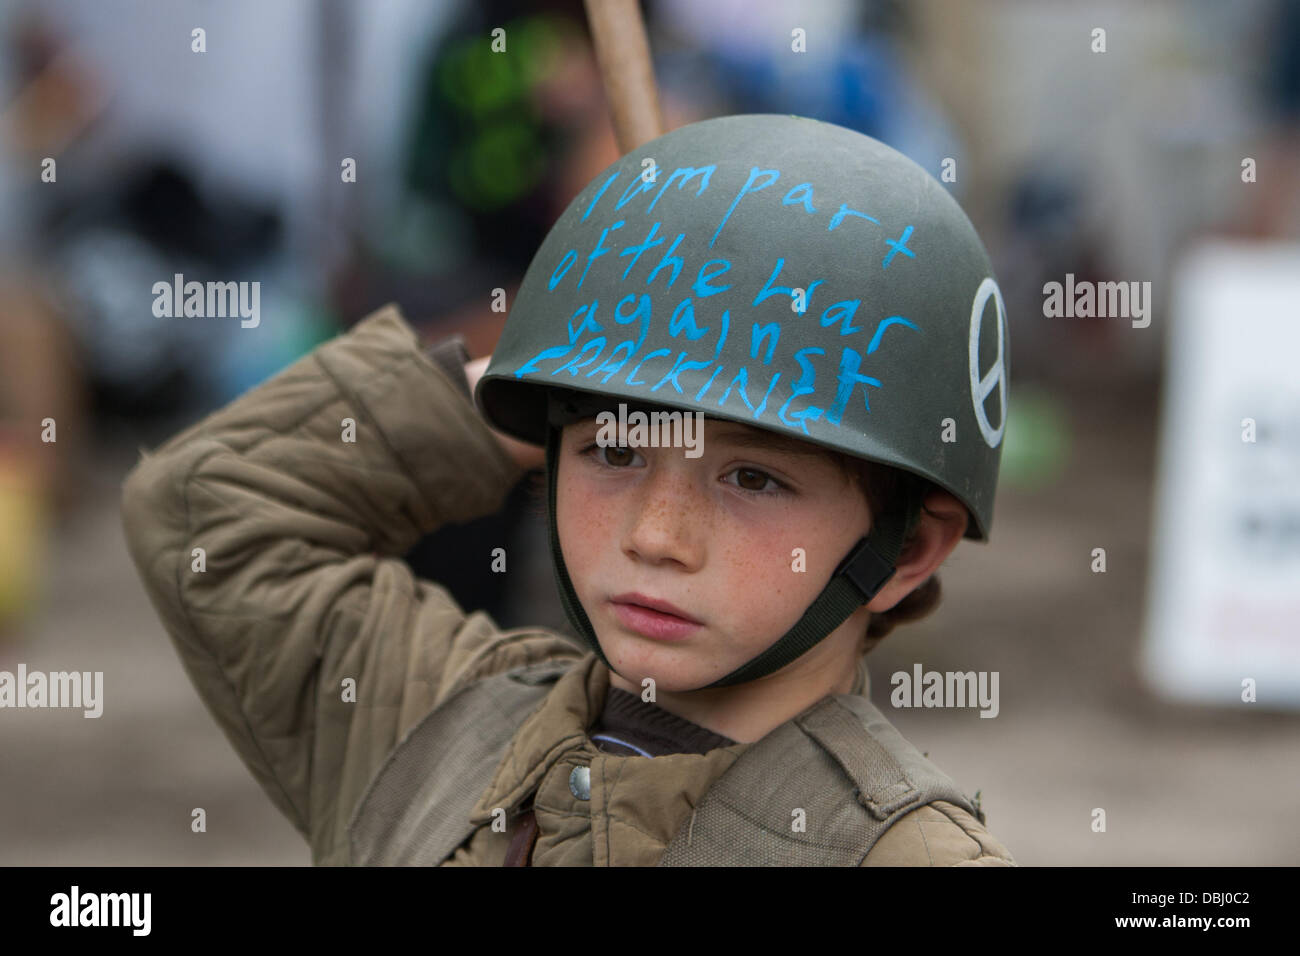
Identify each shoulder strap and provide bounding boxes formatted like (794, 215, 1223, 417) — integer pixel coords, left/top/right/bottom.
(659, 694, 977, 866)
(347, 658, 572, 865)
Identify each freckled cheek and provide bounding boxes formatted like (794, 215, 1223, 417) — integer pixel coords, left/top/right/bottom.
(556, 472, 622, 583)
(712, 525, 808, 631)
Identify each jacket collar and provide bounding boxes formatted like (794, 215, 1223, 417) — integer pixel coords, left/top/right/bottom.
(469, 652, 608, 823)
(468, 650, 871, 823)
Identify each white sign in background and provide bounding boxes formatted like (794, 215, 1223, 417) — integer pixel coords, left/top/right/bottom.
(1142, 241, 1300, 707)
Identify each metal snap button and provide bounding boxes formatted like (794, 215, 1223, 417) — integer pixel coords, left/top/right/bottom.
(568, 765, 591, 801)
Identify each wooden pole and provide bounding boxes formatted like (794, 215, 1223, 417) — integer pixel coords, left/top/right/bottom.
(582, 0, 664, 152)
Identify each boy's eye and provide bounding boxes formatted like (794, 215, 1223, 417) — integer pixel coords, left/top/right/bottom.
(583, 443, 645, 468)
(579, 442, 788, 495)
(724, 467, 783, 494)
(603, 445, 638, 467)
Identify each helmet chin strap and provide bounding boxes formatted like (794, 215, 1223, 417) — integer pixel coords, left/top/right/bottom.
(542, 395, 923, 691)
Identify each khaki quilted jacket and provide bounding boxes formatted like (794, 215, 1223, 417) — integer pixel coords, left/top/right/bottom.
(119, 303, 1015, 866)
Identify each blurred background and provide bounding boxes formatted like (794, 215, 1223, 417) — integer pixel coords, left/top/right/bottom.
(1, 0, 1297, 865)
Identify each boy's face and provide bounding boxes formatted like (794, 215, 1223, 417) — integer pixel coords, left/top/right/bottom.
(555, 415, 874, 694)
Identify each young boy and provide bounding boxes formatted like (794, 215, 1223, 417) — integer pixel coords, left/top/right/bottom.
(122, 114, 1014, 866)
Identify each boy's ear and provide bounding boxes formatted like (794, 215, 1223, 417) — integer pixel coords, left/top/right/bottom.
(864, 489, 968, 613)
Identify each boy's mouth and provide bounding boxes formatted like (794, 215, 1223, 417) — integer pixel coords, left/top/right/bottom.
(608, 592, 703, 641)
(609, 592, 702, 623)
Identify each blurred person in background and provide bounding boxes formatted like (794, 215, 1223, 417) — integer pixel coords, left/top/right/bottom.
(1244, 0, 1300, 236)
(363, 0, 618, 632)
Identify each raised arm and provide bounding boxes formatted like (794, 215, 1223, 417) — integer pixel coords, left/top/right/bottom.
(120, 303, 569, 863)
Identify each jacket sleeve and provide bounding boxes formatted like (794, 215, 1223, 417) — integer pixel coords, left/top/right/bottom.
(861, 800, 1017, 866)
(120, 303, 578, 864)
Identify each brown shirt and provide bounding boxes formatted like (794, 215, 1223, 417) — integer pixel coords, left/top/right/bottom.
(589, 687, 737, 757)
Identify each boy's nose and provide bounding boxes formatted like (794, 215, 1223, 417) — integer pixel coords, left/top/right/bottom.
(620, 465, 708, 571)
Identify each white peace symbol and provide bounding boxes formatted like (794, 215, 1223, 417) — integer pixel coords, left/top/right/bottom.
(968, 277, 1007, 448)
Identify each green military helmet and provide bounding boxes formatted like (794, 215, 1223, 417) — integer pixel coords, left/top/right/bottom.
(474, 113, 1009, 688)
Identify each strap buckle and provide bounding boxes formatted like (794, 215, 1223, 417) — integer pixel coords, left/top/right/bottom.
(834, 536, 896, 601)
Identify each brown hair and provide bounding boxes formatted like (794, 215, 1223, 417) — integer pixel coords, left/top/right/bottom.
(523, 429, 947, 658)
(831, 454, 944, 657)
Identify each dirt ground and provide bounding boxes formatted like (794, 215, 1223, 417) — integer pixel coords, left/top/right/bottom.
(2, 378, 1297, 865)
